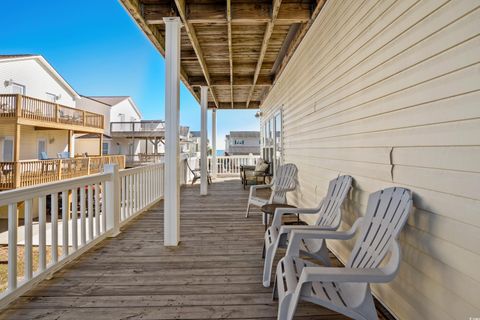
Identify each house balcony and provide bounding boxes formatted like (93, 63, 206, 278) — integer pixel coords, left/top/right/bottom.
(0, 155, 125, 190)
(0, 162, 390, 319)
(110, 121, 190, 139)
(0, 94, 104, 134)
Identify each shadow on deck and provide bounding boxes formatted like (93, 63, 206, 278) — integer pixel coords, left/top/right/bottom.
(0, 178, 388, 319)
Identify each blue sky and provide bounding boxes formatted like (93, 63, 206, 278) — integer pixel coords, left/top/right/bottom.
(0, 0, 259, 149)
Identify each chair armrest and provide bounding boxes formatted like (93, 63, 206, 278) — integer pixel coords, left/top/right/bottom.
(298, 240, 401, 284)
(251, 184, 273, 190)
(278, 224, 338, 237)
(285, 218, 363, 257)
(271, 204, 322, 228)
(299, 266, 391, 284)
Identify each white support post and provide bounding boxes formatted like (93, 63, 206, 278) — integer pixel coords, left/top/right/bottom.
(164, 17, 182, 246)
(200, 86, 208, 195)
(211, 108, 217, 178)
(104, 164, 120, 237)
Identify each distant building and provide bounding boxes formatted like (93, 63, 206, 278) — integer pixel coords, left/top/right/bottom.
(225, 131, 260, 155)
(75, 95, 142, 156)
(185, 131, 210, 157)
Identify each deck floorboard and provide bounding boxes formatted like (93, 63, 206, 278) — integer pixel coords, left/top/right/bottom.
(0, 178, 387, 319)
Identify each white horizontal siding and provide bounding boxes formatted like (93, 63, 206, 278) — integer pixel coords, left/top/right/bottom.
(261, 0, 480, 319)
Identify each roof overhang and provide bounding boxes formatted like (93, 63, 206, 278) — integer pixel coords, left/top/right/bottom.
(0, 55, 81, 100)
(119, 0, 326, 109)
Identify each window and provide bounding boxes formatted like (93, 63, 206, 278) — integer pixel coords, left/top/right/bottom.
(2, 137, 13, 161)
(45, 92, 57, 102)
(11, 83, 26, 95)
(102, 142, 109, 155)
(261, 109, 283, 175)
(37, 139, 47, 159)
(234, 140, 245, 145)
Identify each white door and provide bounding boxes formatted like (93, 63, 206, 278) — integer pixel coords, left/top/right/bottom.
(37, 139, 47, 159)
(3, 138, 13, 161)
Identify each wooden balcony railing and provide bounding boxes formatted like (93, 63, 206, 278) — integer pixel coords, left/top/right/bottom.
(0, 155, 125, 190)
(0, 94, 104, 130)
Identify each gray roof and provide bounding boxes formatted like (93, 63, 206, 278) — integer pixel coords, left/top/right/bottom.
(0, 54, 38, 60)
(87, 96, 129, 106)
(190, 131, 201, 137)
(228, 131, 260, 138)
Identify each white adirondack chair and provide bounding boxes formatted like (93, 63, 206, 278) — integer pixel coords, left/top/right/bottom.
(245, 163, 298, 218)
(262, 175, 352, 287)
(275, 187, 413, 320)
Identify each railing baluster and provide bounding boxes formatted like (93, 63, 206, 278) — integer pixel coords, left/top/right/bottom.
(88, 184, 94, 241)
(62, 191, 69, 257)
(38, 196, 47, 271)
(101, 182, 107, 233)
(95, 183, 100, 237)
(51, 193, 58, 263)
(121, 176, 125, 220)
(7, 203, 17, 291)
(80, 187, 86, 245)
(24, 199, 33, 280)
(71, 189, 78, 251)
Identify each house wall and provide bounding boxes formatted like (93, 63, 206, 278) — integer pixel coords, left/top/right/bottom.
(260, 1, 480, 319)
(0, 124, 68, 160)
(0, 58, 76, 107)
(110, 99, 141, 124)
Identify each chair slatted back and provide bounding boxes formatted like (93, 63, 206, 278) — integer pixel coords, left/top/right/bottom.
(270, 163, 298, 204)
(315, 175, 352, 228)
(347, 187, 412, 269)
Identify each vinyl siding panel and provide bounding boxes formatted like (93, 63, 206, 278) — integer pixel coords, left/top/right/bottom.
(260, 1, 480, 319)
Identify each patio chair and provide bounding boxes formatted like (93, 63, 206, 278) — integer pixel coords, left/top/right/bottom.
(186, 158, 212, 185)
(241, 159, 271, 189)
(262, 175, 352, 287)
(274, 187, 413, 320)
(245, 163, 297, 218)
(39, 151, 49, 160)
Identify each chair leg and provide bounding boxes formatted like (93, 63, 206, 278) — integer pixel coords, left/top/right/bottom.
(245, 203, 251, 218)
(272, 277, 278, 301)
(263, 238, 278, 287)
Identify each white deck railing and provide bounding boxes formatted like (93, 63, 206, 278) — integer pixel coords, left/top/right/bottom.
(0, 159, 191, 308)
(208, 155, 260, 176)
(119, 163, 164, 224)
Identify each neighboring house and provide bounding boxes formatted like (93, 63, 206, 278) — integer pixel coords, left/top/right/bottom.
(0, 55, 85, 164)
(75, 96, 142, 156)
(225, 131, 260, 155)
(0, 54, 104, 168)
(185, 130, 211, 157)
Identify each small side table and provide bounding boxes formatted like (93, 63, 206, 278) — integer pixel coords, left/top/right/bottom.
(261, 203, 305, 231)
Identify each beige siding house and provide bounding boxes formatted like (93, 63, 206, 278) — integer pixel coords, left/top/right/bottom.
(260, 1, 480, 319)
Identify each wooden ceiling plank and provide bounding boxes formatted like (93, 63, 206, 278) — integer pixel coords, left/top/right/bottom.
(144, 3, 310, 25)
(189, 75, 272, 87)
(246, 0, 282, 108)
(273, 0, 327, 86)
(174, 0, 220, 108)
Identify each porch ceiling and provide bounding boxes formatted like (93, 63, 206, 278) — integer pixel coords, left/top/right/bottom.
(120, 0, 327, 109)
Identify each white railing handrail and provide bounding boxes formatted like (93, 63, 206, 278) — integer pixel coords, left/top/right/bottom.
(0, 173, 111, 207)
(119, 162, 164, 177)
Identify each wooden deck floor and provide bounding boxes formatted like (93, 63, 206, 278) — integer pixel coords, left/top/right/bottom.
(0, 179, 388, 319)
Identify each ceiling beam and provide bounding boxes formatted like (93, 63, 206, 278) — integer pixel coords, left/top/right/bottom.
(227, 0, 234, 108)
(173, 0, 219, 108)
(246, 0, 283, 108)
(144, 3, 310, 25)
(189, 75, 272, 87)
(273, 0, 327, 85)
(209, 101, 261, 109)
